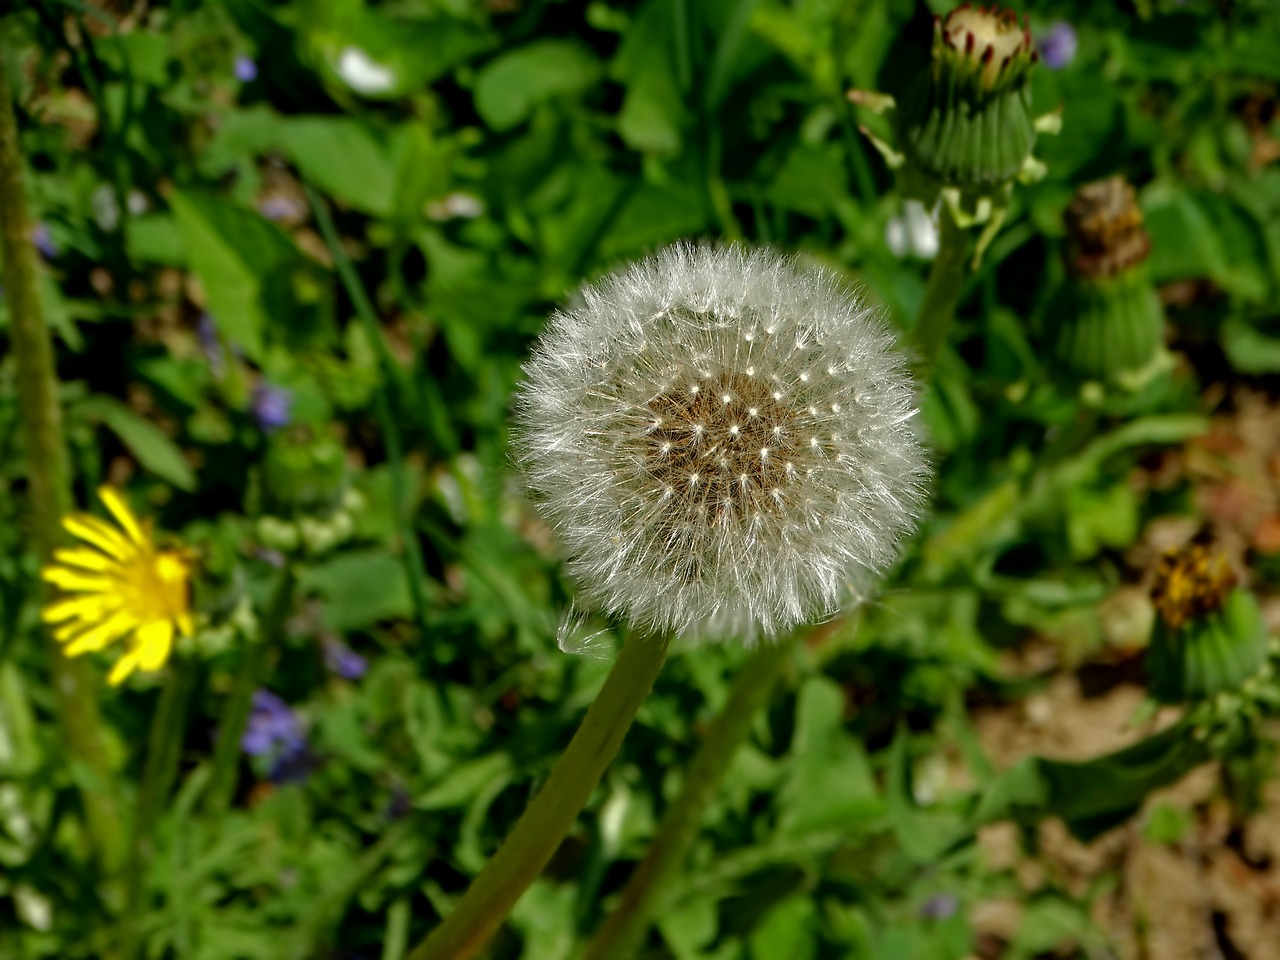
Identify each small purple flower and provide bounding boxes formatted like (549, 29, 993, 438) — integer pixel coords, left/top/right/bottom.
(197, 313, 225, 377)
(32, 223, 58, 260)
(323, 637, 368, 680)
(234, 56, 258, 83)
(242, 689, 310, 783)
(251, 382, 293, 432)
(919, 893, 959, 921)
(1039, 22, 1077, 70)
(257, 194, 306, 223)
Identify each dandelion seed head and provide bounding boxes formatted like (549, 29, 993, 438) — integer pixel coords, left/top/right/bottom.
(514, 243, 930, 642)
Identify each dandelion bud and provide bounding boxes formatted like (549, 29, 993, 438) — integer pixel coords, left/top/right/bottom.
(1047, 177, 1166, 387)
(1147, 540, 1268, 703)
(514, 244, 930, 642)
(897, 5, 1040, 193)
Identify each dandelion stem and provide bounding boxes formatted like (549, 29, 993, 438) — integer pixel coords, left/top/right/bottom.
(913, 205, 970, 372)
(203, 563, 295, 816)
(0, 43, 125, 872)
(407, 630, 672, 960)
(582, 635, 794, 960)
(117, 657, 195, 960)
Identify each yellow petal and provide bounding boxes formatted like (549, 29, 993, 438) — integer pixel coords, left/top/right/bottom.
(135, 621, 174, 672)
(41, 566, 117, 593)
(43, 594, 116, 624)
(63, 514, 136, 561)
(52, 547, 116, 573)
(107, 647, 144, 686)
(98, 487, 146, 547)
(176, 611, 195, 636)
(61, 612, 137, 654)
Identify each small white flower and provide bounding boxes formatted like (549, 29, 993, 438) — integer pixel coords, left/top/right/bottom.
(91, 185, 120, 232)
(514, 243, 930, 642)
(335, 47, 396, 95)
(885, 200, 939, 260)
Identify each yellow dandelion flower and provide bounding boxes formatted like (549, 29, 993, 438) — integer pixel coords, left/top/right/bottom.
(41, 486, 194, 686)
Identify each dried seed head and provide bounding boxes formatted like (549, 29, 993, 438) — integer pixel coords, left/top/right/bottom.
(514, 244, 930, 642)
(1064, 176, 1151, 280)
(1151, 540, 1237, 633)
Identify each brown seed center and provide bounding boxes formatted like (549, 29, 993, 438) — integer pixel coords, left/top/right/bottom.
(643, 372, 804, 516)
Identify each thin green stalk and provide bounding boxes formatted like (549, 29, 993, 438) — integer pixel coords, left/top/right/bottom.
(581, 637, 794, 960)
(0, 43, 125, 872)
(203, 564, 296, 816)
(913, 206, 970, 373)
(117, 657, 196, 960)
(304, 185, 432, 645)
(407, 630, 672, 960)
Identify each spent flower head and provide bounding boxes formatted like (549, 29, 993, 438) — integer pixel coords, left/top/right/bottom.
(41, 486, 194, 685)
(1147, 539, 1268, 703)
(515, 244, 929, 642)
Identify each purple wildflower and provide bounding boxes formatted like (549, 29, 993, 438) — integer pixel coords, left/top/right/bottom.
(197, 313, 225, 378)
(323, 637, 368, 680)
(257, 194, 306, 223)
(242, 689, 310, 783)
(251, 382, 293, 432)
(234, 56, 258, 83)
(32, 223, 58, 260)
(919, 893, 959, 920)
(1039, 22, 1077, 70)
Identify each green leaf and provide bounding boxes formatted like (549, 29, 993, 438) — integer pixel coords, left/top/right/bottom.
(973, 720, 1209, 842)
(749, 895, 817, 960)
(81, 396, 196, 491)
(275, 117, 396, 217)
(473, 41, 602, 131)
(170, 190, 305, 360)
(1222, 314, 1280, 374)
(300, 550, 414, 631)
(415, 753, 511, 810)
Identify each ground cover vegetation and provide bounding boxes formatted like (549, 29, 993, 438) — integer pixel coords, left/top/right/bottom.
(3, 0, 1280, 958)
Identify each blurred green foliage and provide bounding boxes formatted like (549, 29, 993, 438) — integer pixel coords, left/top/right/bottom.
(2, 0, 1280, 958)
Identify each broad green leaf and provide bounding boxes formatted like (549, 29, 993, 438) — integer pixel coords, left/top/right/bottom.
(170, 190, 304, 360)
(81, 396, 196, 491)
(473, 41, 602, 131)
(300, 550, 414, 631)
(275, 117, 395, 217)
(749, 895, 817, 960)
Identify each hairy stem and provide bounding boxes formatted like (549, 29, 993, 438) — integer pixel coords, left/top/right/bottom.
(913, 206, 970, 373)
(0, 43, 125, 872)
(582, 636, 794, 960)
(407, 630, 672, 960)
(203, 564, 296, 816)
(117, 658, 195, 959)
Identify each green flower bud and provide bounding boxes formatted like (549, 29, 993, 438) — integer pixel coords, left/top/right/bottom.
(896, 5, 1039, 193)
(1047, 177, 1167, 388)
(848, 3, 1059, 265)
(1147, 541, 1268, 703)
(255, 515, 300, 553)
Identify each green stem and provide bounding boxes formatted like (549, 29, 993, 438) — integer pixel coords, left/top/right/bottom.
(581, 637, 794, 960)
(407, 630, 672, 960)
(913, 206, 970, 374)
(0, 43, 125, 872)
(305, 185, 432, 646)
(203, 564, 296, 816)
(117, 658, 195, 960)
